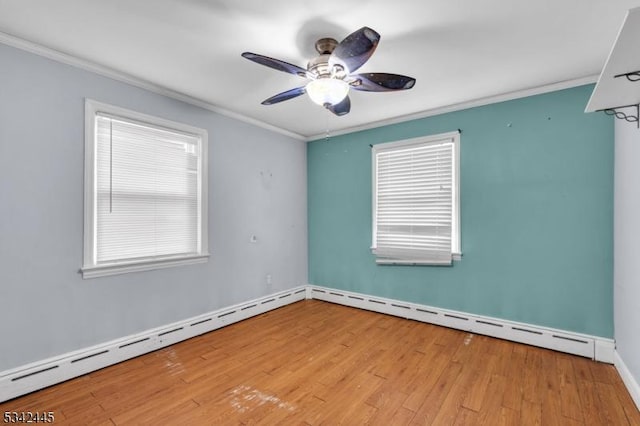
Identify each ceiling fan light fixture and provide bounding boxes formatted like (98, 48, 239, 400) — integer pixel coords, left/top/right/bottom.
(242, 27, 415, 116)
(306, 77, 349, 106)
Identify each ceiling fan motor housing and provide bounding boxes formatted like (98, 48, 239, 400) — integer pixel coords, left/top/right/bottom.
(315, 37, 338, 54)
(307, 54, 346, 80)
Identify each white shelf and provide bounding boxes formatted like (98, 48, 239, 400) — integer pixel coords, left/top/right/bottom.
(586, 7, 640, 115)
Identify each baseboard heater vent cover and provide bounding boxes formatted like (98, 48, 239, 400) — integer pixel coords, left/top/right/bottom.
(307, 285, 612, 362)
(0, 286, 306, 403)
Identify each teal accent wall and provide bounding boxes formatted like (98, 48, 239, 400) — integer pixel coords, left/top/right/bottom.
(308, 85, 614, 338)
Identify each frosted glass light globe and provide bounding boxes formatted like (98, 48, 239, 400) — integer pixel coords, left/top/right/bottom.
(306, 78, 349, 106)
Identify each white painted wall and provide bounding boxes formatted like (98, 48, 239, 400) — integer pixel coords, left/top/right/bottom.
(0, 43, 308, 371)
(614, 115, 640, 395)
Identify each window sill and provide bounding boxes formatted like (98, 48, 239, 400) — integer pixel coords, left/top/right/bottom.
(81, 254, 210, 279)
(374, 252, 462, 266)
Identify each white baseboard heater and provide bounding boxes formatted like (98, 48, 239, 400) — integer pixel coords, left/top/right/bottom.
(0, 284, 616, 403)
(0, 287, 307, 403)
(305, 285, 615, 363)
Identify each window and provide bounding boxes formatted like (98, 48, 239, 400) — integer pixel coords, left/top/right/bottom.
(82, 99, 208, 278)
(372, 131, 460, 265)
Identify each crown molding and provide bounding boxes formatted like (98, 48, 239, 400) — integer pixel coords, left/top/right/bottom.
(305, 75, 599, 141)
(0, 31, 598, 143)
(0, 31, 306, 141)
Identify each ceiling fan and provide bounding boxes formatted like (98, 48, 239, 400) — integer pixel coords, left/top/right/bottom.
(241, 27, 416, 116)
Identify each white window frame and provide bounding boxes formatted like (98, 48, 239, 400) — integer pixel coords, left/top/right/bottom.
(371, 131, 461, 265)
(82, 99, 209, 278)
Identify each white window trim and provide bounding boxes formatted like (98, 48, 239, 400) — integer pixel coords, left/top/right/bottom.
(371, 130, 461, 265)
(82, 99, 209, 278)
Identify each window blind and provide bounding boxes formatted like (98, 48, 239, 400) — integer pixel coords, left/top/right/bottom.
(94, 114, 201, 264)
(372, 137, 455, 265)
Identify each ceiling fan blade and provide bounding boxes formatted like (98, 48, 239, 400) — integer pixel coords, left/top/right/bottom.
(242, 52, 309, 78)
(329, 27, 380, 73)
(350, 73, 416, 92)
(326, 96, 351, 116)
(261, 86, 307, 105)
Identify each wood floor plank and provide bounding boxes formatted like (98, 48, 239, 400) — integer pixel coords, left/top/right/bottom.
(57, 393, 102, 420)
(401, 346, 451, 412)
(487, 338, 515, 377)
(496, 406, 520, 425)
(572, 355, 596, 382)
(589, 360, 621, 384)
(523, 347, 546, 404)
(521, 399, 542, 425)
(617, 385, 640, 425)
(316, 371, 384, 424)
(365, 380, 408, 410)
(540, 379, 564, 426)
(413, 323, 448, 354)
(410, 361, 464, 425)
(60, 402, 112, 426)
(576, 379, 612, 426)
(391, 407, 417, 425)
(476, 373, 507, 425)
(462, 354, 498, 412)
(429, 362, 479, 425)
(501, 344, 526, 412)
(556, 354, 585, 423)
(452, 407, 480, 425)
(596, 381, 634, 425)
(0, 300, 637, 425)
(393, 338, 443, 396)
(247, 380, 325, 425)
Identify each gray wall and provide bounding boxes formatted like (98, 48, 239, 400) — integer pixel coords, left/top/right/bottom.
(0, 44, 308, 371)
(614, 117, 640, 389)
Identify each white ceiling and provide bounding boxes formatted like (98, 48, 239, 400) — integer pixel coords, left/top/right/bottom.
(1, 0, 639, 139)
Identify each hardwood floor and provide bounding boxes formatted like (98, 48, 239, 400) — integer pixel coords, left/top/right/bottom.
(1, 300, 638, 425)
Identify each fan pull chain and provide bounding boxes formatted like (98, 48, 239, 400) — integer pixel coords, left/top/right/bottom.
(325, 109, 330, 142)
